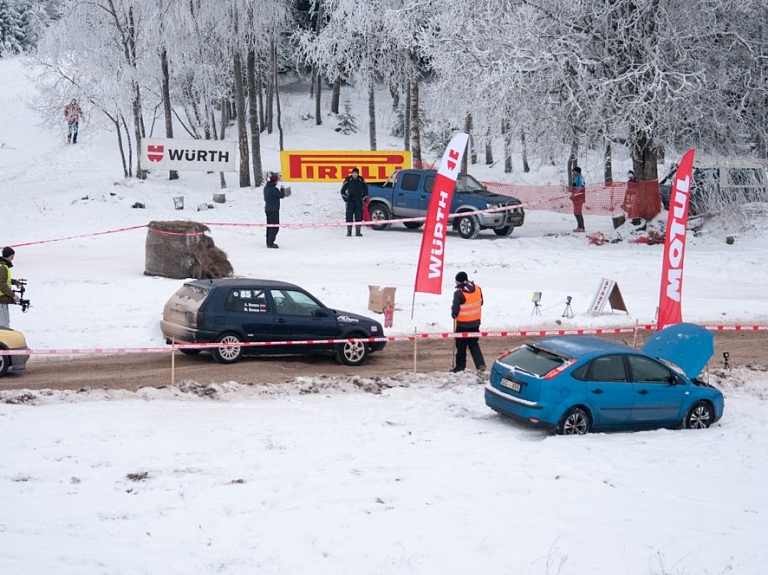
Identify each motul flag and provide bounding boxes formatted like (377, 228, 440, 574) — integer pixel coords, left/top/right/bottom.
(657, 148, 695, 329)
(413, 132, 470, 295)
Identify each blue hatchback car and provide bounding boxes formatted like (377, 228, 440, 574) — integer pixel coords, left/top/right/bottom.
(485, 323, 724, 435)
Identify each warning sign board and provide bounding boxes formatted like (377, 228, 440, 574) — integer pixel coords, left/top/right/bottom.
(588, 278, 629, 315)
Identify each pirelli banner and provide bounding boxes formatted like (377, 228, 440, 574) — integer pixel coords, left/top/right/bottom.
(280, 150, 411, 183)
(141, 138, 238, 172)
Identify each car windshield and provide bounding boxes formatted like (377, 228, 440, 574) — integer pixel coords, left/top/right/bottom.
(455, 174, 486, 194)
(498, 344, 568, 377)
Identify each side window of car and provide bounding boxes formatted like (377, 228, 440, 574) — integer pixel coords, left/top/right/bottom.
(585, 355, 627, 382)
(271, 289, 323, 316)
(225, 289, 269, 313)
(400, 173, 421, 192)
(424, 175, 435, 193)
(627, 355, 674, 384)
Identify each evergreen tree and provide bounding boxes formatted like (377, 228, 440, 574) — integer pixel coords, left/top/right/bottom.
(0, 0, 24, 57)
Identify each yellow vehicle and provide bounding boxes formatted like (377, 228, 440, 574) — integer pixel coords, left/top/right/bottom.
(0, 328, 29, 378)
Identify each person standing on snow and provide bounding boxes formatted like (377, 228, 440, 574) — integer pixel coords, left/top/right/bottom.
(340, 167, 368, 237)
(450, 271, 486, 373)
(0, 247, 21, 330)
(64, 99, 84, 144)
(263, 173, 287, 249)
(570, 166, 586, 232)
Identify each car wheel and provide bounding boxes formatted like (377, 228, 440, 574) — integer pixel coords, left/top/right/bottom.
(0, 345, 9, 378)
(493, 226, 512, 236)
(369, 203, 391, 231)
(403, 221, 424, 229)
(685, 401, 714, 429)
(457, 214, 480, 239)
(557, 407, 591, 435)
(212, 333, 243, 364)
(179, 348, 201, 356)
(336, 335, 369, 366)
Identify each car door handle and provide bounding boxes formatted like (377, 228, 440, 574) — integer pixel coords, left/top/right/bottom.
(637, 389, 649, 395)
(591, 389, 604, 394)
(277, 318, 287, 323)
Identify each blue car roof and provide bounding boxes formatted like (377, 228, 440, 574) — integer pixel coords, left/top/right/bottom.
(534, 335, 635, 358)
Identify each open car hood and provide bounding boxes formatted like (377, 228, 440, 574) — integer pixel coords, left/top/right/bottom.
(641, 323, 714, 379)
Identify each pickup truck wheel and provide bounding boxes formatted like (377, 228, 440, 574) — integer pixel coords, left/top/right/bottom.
(493, 226, 513, 236)
(369, 203, 391, 231)
(403, 221, 424, 230)
(457, 214, 481, 239)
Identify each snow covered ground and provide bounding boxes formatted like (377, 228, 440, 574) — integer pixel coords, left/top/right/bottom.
(1, 56, 767, 574)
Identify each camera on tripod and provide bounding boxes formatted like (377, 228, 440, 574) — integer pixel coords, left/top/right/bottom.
(12, 278, 31, 313)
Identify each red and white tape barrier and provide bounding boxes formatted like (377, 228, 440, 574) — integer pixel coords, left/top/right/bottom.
(2, 324, 767, 357)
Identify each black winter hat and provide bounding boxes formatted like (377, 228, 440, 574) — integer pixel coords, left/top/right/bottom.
(455, 271, 468, 283)
(2, 246, 15, 258)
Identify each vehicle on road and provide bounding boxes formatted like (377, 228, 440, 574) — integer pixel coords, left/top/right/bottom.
(367, 169, 525, 239)
(484, 323, 724, 435)
(160, 278, 386, 366)
(659, 156, 768, 215)
(0, 328, 29, 378)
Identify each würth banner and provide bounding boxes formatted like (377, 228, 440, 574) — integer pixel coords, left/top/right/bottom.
(413, 131, 470, 295)
(657, 148, 695, 329)
(280, 150, 411, 182)
(141, 138, 237, 172)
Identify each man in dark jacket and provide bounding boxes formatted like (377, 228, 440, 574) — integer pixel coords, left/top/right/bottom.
(263, 174, 286, 248)
(340, 167, 368, 237)
(1, 247, 21, 329)
(450, 271, 486, 373)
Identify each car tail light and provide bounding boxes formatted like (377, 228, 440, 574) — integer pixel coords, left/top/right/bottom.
(195, 310, 204, 327)
(543, 358, 576, 379)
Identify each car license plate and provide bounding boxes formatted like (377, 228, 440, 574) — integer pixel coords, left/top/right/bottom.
(501, 379, 521, 392)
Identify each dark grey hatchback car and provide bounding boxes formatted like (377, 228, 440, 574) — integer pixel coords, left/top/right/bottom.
(160, 278, 386, 366)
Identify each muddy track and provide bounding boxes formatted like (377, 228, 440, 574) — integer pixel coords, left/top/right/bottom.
(3, 330, 765, 392)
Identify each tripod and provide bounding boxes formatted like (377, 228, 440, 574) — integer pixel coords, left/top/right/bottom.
(562, 296, 573, 319)
(531, 292, 542, 315)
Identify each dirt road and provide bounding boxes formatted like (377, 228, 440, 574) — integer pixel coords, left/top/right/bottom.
(2, 330, 765, 392)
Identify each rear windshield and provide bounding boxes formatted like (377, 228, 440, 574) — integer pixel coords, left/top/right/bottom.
(498, 344, 567, 377)
(170, 284, 209, 309)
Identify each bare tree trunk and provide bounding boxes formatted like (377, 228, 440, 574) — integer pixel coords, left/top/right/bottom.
(408, 50, 421, 166)
(567, 134, 579, 184)
(604, 140, 613, 183)
(266, 39, 274, 134)
(485, 139, 493, 165)
(160, 47, 178, 180)
(403, 77, 410, 152)
(247, 48, 263, 186)
(368, 64, 376, 151)
(233, 49, 251, 188)
(132, 82, 146, 179)
(389, 79, 399, 109)
(502, 119, 512, 173)
(216, 98, 229, 189)
(521, 129, 530, 172)
(121, 114, 133, 178)
(273, 39, 284, 151)
(462, 113, 472, 172)
(314, 68, 322, 126)
(314, 0, 324, 123)
(331, 75, 341, 115)
(258, 74, 265, 132)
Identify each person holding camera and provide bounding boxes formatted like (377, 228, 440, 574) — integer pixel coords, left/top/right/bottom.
(0, 247, 21, 329)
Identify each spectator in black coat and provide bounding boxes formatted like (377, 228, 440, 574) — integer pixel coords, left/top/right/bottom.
(263, 174, 286, 248)
(340, 167, 368, 237)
